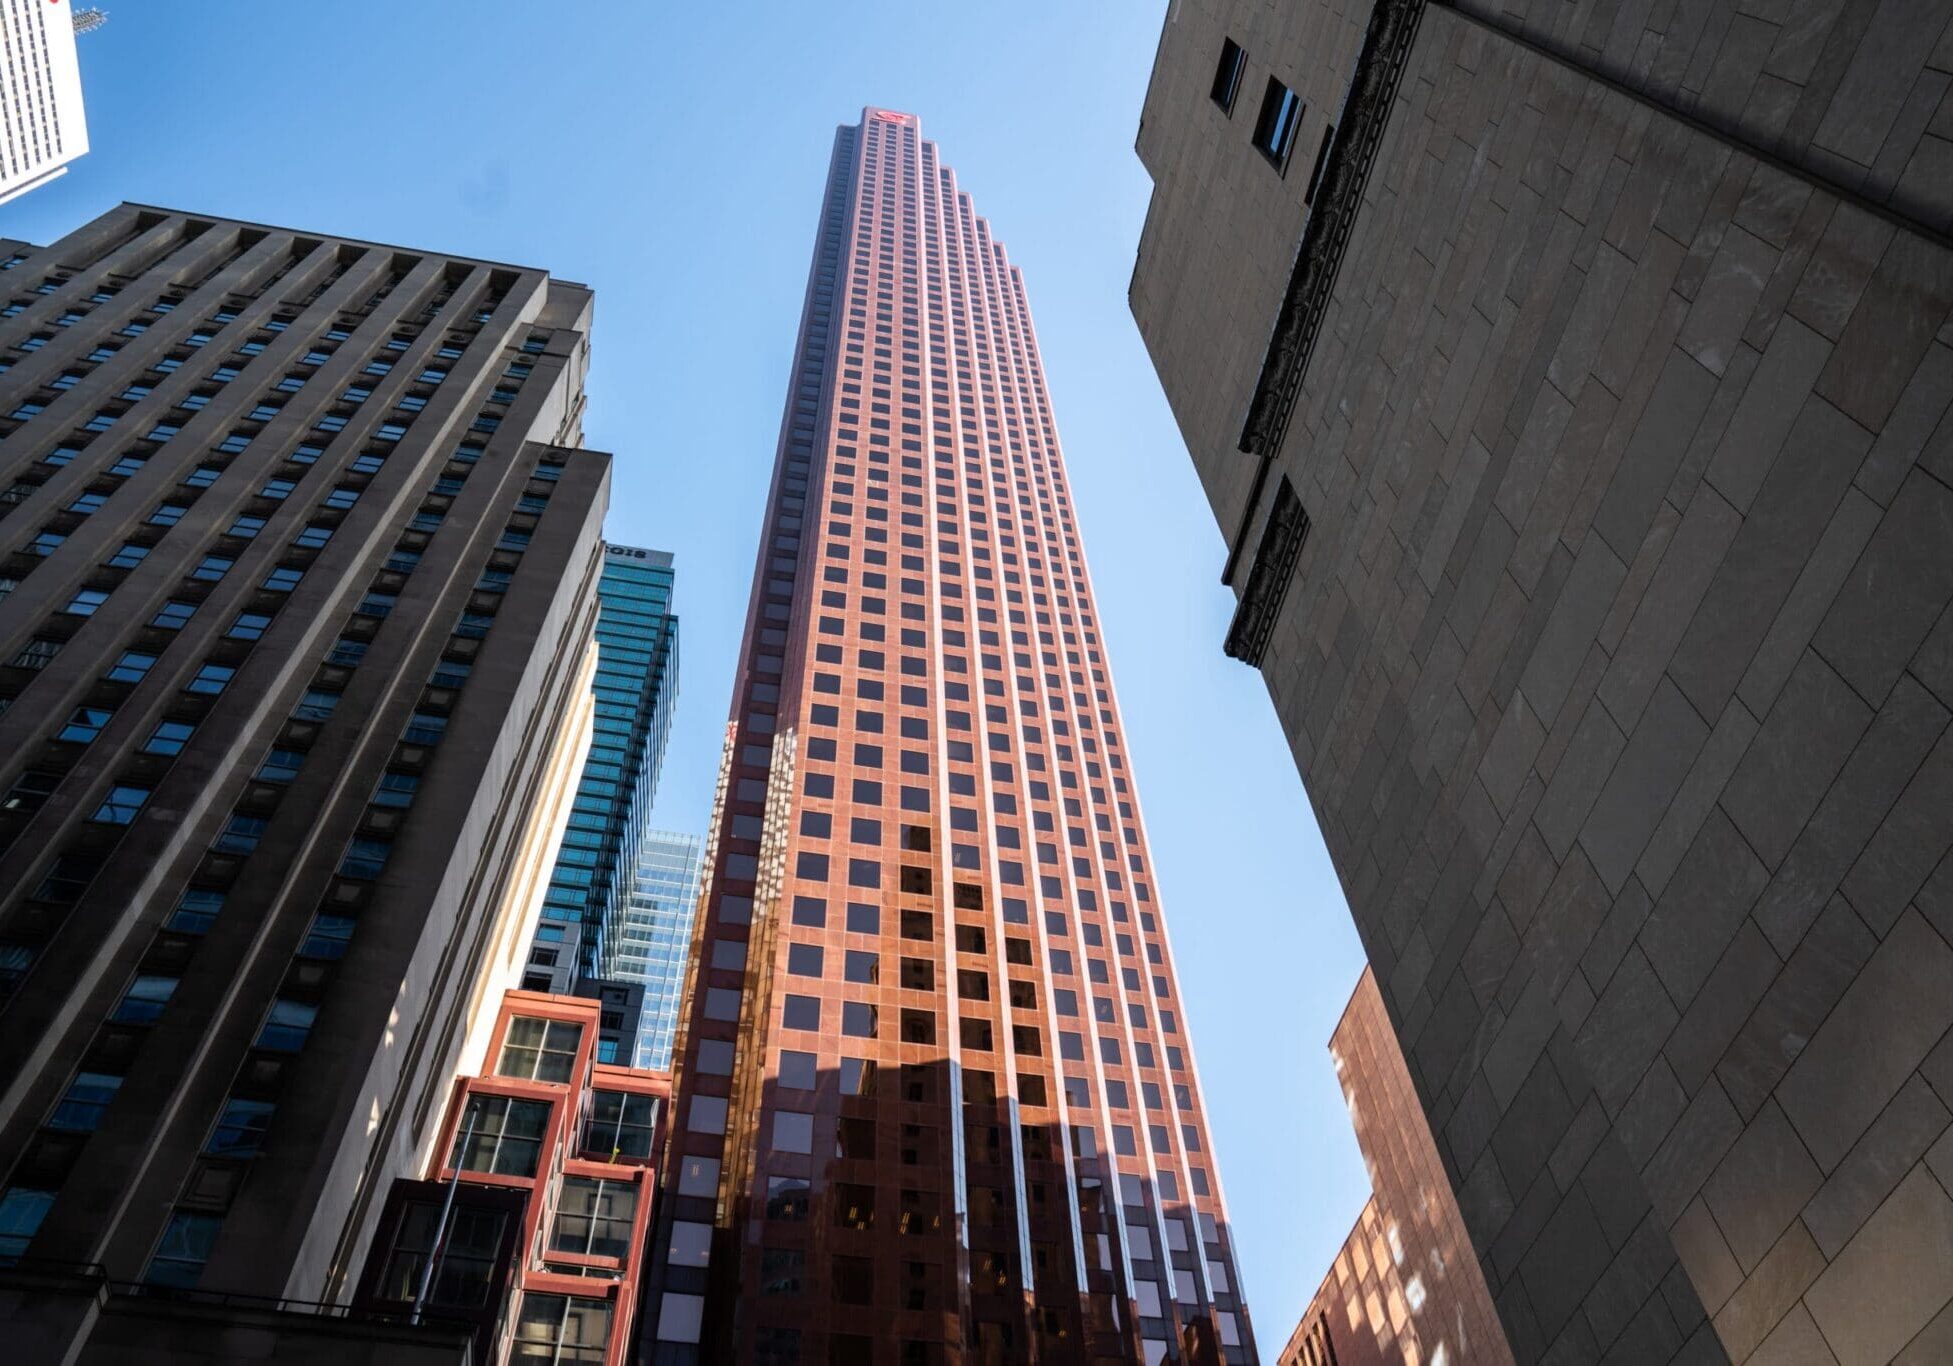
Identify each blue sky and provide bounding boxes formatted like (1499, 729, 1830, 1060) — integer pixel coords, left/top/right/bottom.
(7, 3, 1371, 1348)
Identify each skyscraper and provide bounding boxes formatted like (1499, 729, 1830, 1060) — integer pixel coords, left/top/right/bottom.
(1132, 2, 1953, 1361)
(607, 828, 706, 1071)
(1282, 972, 1511, 1366)
(644, 108, 1256, 1366)
(0, 0, 92, 207)
(0, 204, 609, 1359)
(524, 542, 678, 996)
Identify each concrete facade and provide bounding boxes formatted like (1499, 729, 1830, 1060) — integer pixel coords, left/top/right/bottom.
(0, 206, 609, 1354)
(1134, 2, 1953, 1362)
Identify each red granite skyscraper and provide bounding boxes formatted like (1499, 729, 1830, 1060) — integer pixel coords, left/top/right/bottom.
(643, 110, 1256, 1365)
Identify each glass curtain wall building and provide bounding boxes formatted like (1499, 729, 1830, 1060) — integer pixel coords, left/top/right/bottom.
(644, 109, 1256, 1365)
(524, 544, 677, 996)
(603, 829, 705, 1071)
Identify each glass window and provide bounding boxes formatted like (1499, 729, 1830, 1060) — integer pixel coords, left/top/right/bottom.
(49, 1071, 121, 1130)
(379, 1202, 506, 1307)
(584, 1089, 657, 1159)
(0, 1188, 54, 1258)
(185, 663, 236, 695)
(255, 999, 317, 1052)
(511, 1292, 611, 1365)
(549, 1176, 638, 1260)
(57, 706, 113, 743)
(452, 1093, 552, 1177)
(111, 974, 176, 1022)
(146, 1211, 221, 1288)
(63, 588, 110, 616)
(206, 1098, 275, 1156)
(106, 651, 158, 682)
(142, 719, 196, 755)
(150, 599, 196, 629)
(497, 1016, 583, 1083)
(167, 888, 224, 933)
(91, 784, 150, 824)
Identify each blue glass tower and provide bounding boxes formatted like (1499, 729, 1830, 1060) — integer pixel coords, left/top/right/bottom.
(523, 543, 678, 996)
(603, 829, 705, 1070)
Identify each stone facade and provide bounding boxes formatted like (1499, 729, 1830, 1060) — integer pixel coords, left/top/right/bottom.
(0, 206, 608, 1350)
(1134, 2, 1953, 1362)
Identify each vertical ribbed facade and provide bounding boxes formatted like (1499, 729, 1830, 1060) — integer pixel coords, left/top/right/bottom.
(525, 543, 678, 996)
(0, 205, 608, 1351)
(645, 110, 1255, 1366)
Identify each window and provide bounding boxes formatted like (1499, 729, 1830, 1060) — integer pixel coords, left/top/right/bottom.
(498, 1016, 583, 1083)
(143, 719, 196, 755)
(258, 749, 305, 783)
(227, 612, 273, 640)
(1252, 77, 1303, 170)
(262, 566, 303, 592)
(190, 555, 233, 581)
(339, 837, 392, 879)
(91, 784, 150, 824)
(550, 1176, 638, 1260)
(151, 599, 196, 629)
(512, 1292, 611, 1365)
(1211, 38, 1246, 113)
(64, 588, 110, 616)
(185, 663, 236, 695)
(106, 650, 158, 682)
(146, 1211, 221, 1288)
(0, 1188, 54, 1258)
(168, 888, 225, 933)
(109, 972, 177, 1022)
(206, 1098, 275, 1157)
(57, 706, 113, 743)
(380, 1203, 506, 1308)
(294, 689, 340, 721)
(49, 1071, 121, 1130)
(106, 543, 149, 569)
(452, 1093, 551, 1177)
(585, 1089, 657, 1159)
(255, 999, 317, 1051)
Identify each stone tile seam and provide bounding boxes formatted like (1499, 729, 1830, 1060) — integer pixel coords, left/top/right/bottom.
(1433, 2, 1953, 254)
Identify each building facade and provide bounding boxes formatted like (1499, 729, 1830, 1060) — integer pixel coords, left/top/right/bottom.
(1282, 971, 1512, 1366)
(0, 205, 611, 1356)
(607, 828, 706, 1071)
(1133, 3, 1953, 1363)
(0, 0, 91, 206)
(524, 541, 678, 996)
(643, 107, 1255, 1366)
(354, 988, 671, 1366)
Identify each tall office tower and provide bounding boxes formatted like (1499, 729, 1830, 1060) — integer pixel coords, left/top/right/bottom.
(0, 205, 612, 1361)
(0, 0, 91, 207)
(606, 829, 705, 1070)
(1281, 971, 1511, 1366)
(523, 542, 678, 997)
(643, 108, 1256, 1366)
(1133, 3, 1953, 1363)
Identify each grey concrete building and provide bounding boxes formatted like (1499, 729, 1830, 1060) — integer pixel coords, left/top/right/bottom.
(1133, 3, 1953, 1363)
(0, 205, 611, 1359)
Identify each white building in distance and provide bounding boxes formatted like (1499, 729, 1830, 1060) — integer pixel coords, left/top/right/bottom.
(0, 0, 91, 206)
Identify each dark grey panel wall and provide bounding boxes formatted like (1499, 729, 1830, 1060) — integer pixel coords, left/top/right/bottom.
(1134, 2, 1953, 1362)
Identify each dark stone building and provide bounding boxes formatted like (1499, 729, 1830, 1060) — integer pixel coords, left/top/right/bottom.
(1133, 2, 1953, 1362)
(0, 204, 611, 1358)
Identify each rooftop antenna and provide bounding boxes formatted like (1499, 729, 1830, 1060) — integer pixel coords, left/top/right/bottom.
(72, 8, 109, 35)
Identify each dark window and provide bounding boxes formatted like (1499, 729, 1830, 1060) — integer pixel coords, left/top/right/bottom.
(1211, 38, 1246, 114)
(1252, 76, 1304, 171)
